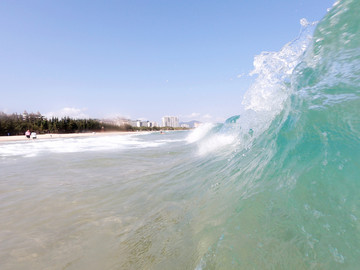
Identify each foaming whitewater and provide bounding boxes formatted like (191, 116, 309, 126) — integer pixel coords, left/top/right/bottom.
(0, 133, 163, 158)
(1, 1, 360, 269)
(186, 123, 237, 155)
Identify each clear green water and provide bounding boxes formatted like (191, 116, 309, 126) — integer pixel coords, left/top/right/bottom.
(1, 0, 360, 269)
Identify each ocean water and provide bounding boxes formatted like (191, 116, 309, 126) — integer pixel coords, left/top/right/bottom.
(1, 0, 360, 269)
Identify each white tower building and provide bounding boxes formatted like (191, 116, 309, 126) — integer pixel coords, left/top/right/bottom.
(162, 116, 179, 128)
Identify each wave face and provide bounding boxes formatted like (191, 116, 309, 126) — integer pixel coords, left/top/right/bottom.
(191, 0, 360, 268)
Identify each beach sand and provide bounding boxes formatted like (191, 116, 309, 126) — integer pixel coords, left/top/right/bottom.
(0, 131, 139, 142)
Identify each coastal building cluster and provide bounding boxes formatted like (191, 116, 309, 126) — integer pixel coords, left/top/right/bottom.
(102, 116, 182, 128)
(102, 118, 158, 128)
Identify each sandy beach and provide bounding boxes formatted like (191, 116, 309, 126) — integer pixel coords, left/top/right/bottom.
(0, 131, 139, 142)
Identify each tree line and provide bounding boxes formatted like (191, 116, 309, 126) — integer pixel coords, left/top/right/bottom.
(0, 111, 188, 136)
(0, 111, 133, 136)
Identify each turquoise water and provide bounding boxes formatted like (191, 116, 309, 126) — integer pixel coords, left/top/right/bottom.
(1, 0, 360, 269)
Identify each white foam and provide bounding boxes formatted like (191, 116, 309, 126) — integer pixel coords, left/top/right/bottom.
(0, 134, 167, 158)
(186, 123, 238, 155)
(197, 133, 236, 156)
(186, 123, 215, 143)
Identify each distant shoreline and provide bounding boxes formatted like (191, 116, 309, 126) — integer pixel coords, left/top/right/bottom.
(0, 131, 141, 142)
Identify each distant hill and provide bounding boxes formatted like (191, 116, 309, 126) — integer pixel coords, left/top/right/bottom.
(180, 120, 201, 128)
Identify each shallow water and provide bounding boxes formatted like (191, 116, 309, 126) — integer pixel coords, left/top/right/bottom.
(0, 132, 203, 269)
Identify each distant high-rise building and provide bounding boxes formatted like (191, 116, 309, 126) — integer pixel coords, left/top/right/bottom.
(149, 122, 158, 128)
(162, 116, 179, 128)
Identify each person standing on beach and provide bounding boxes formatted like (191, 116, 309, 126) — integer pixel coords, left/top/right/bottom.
(25, 130, 30, 139)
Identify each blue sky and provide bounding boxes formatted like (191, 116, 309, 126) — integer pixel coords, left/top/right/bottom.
(0, 0, 334, 123)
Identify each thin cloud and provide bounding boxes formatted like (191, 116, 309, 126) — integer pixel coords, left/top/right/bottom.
(237, 73, 246, 78)
(180, 112, 201, 120)
(103, 113, 131, 120)
(45, 107, 89, 119)
(0, 108, 9, 114)
(180, 113, 223, 123)
(189, 112, 201, 118)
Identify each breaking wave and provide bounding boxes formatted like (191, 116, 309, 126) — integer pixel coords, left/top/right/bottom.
(189, 0, 360, 268)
